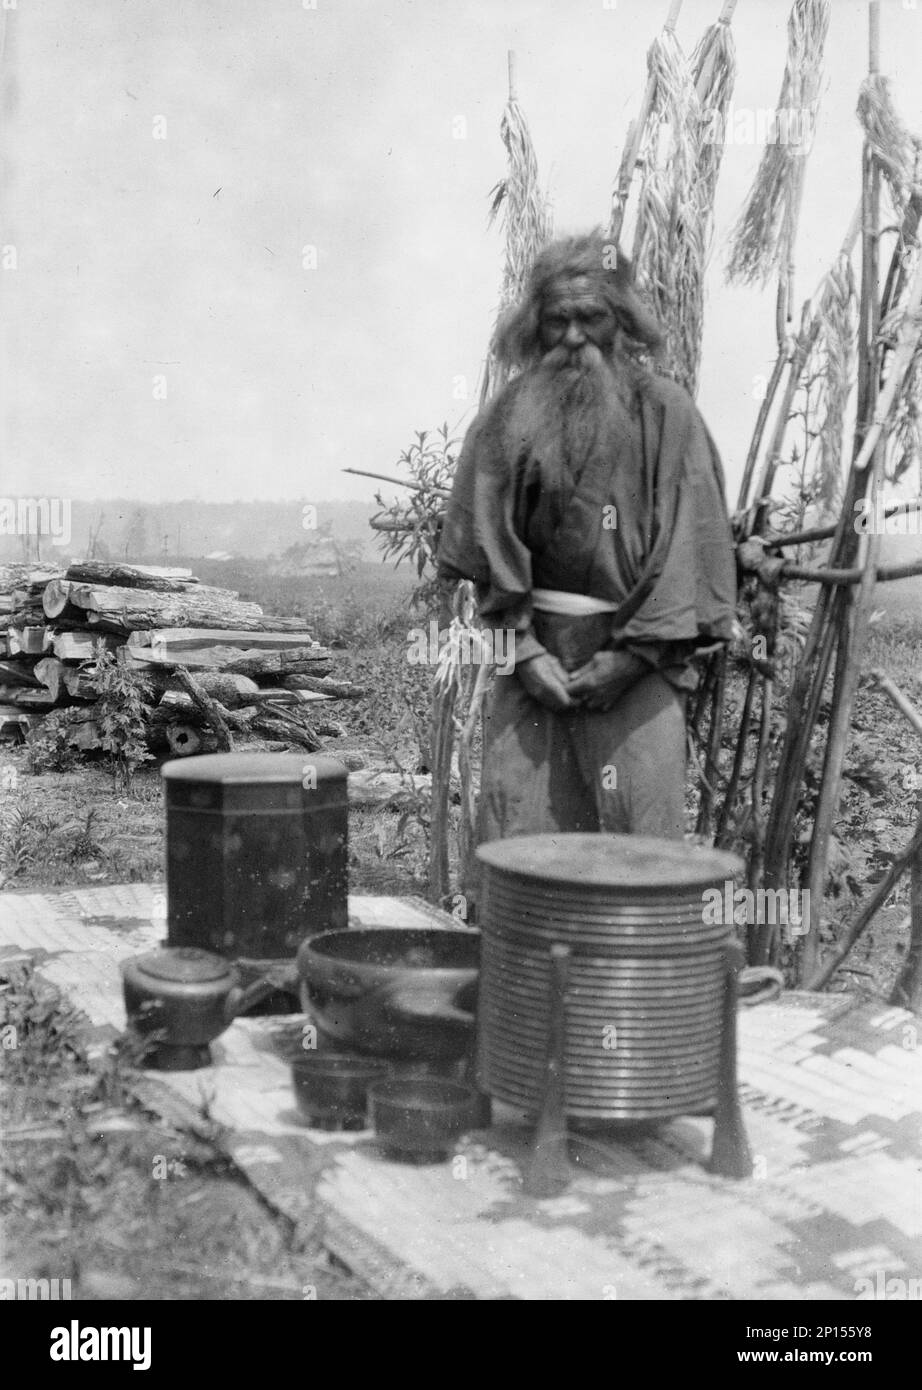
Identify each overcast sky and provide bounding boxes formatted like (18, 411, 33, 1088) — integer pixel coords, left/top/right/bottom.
(1, 0, 921, 510)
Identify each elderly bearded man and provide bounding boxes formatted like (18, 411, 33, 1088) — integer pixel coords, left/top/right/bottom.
(437, 233, 737, 868)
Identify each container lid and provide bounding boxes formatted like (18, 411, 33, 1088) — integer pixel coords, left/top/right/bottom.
(134, 947, 234, 984)
(161, 752, 347, 785)
(476, 833, 743, 889)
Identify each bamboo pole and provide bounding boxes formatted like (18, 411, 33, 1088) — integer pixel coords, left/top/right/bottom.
(737, 201, 861, 516)
(715, 666, 757, 848)
(736, 353, 790, 512)
(458, 660, 492, 905)
(765, 498, 922, 548)
(782, 556, 922, 585)
(869, 670, 922, 737)
(749, 677, 775, 964)
(750, 308, 821, 525)
(799, 3, 884, 981)
(343, 468, 452, 499)
(695, 650, 727, 837)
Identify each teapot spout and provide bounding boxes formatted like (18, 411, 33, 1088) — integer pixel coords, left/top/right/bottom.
(223, 978, 277, 1024)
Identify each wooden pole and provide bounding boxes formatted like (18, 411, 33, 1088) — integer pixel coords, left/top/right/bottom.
(715, 666, 757, 848)
(342, 467, 451, 500)
(695, 651, 727, 837)
(800, 1, 884, 981)
(738, 202, 861, 515)
(765, 498, 922, 549)
(524, 943, 572, 1198)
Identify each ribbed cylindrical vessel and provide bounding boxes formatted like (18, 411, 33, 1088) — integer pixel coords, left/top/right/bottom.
(475, 834, 743, 1120)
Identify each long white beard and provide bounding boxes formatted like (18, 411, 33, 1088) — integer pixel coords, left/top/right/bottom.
(529, 343, 619, 485)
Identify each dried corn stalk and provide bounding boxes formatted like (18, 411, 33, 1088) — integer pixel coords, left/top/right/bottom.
(857, 74, 922, 221)
(631, 29, 707, 393)
(812, 253, 859, 511)
(479, 82, 553, 407)
(727, 0, 830, 288)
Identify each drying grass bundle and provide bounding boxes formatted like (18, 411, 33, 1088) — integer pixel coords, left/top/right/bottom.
(726, 0, 830, 287)
(857, 74, 922, 220)
(812, 253, 859, 511)
(480, 83, 553, 406)
(888, 338, 922, 487)
(691, 0, 739, 220)
(630, 28, 707, 393)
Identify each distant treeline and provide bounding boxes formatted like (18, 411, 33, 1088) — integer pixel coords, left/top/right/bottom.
(0, 498, 381, 563)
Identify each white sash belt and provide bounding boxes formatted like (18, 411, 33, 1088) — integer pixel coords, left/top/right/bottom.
(531, 588, 618, 617)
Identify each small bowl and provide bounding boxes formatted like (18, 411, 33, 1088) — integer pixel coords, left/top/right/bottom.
(291, 1054, 391, 1131)
(369, 1077, 479, 1162)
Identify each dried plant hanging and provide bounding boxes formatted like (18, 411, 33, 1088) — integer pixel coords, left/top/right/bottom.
(811, 252, 859, 513)
(630, 26, 707, 393)
(857, 73, 922, 222)
(888, 337, 922, 488)
(479, 53, 553, 407)
(691, 0, 739, 237)
(726, 0, 830, 289)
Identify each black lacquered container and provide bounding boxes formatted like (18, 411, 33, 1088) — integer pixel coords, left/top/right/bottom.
(162, 752, 348, 960)
(475, 834, 743, 1121)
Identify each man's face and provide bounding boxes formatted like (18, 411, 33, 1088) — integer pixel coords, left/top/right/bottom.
(538, 276, 618, 365)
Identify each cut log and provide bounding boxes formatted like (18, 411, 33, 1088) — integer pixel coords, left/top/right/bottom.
(5, 610, 46, 632)
(253, 687, 332, 705)
(281, 674, 365, 698)
(250, 709, 321, 750)
(126, 626, 315, 653)
(189, 671, 260, 707)
(0, 685, 59, 708)
(8, 626, 49, 656)
(171, 668, 235, 750)
(64, 563, 197, 590)
(0, 660, 42, 688)
(126, 643, 332, 677)
(62, 666, 99, 700)
(34, 657, 64, 703)
(50, 630, 107, 661)
(44, 579, 258, 628)
(0, 563, 63, 589)
(165, 724, 217, 758)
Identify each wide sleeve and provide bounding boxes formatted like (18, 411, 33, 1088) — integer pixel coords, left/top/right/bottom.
(437, 389, 548, 663)
(618, 401, 737, 647)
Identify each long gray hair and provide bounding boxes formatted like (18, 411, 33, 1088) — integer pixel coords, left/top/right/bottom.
(494, 232, 664, 372)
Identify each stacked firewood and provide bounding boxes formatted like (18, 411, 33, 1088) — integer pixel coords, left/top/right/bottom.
(0, 561, 363, 756)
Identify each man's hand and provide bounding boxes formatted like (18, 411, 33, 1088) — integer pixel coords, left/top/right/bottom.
(517, 652, 573, 711)
(567, 650, 647, 712)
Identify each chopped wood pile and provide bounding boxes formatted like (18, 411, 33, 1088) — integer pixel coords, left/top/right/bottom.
(0, 562, 363, 757)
